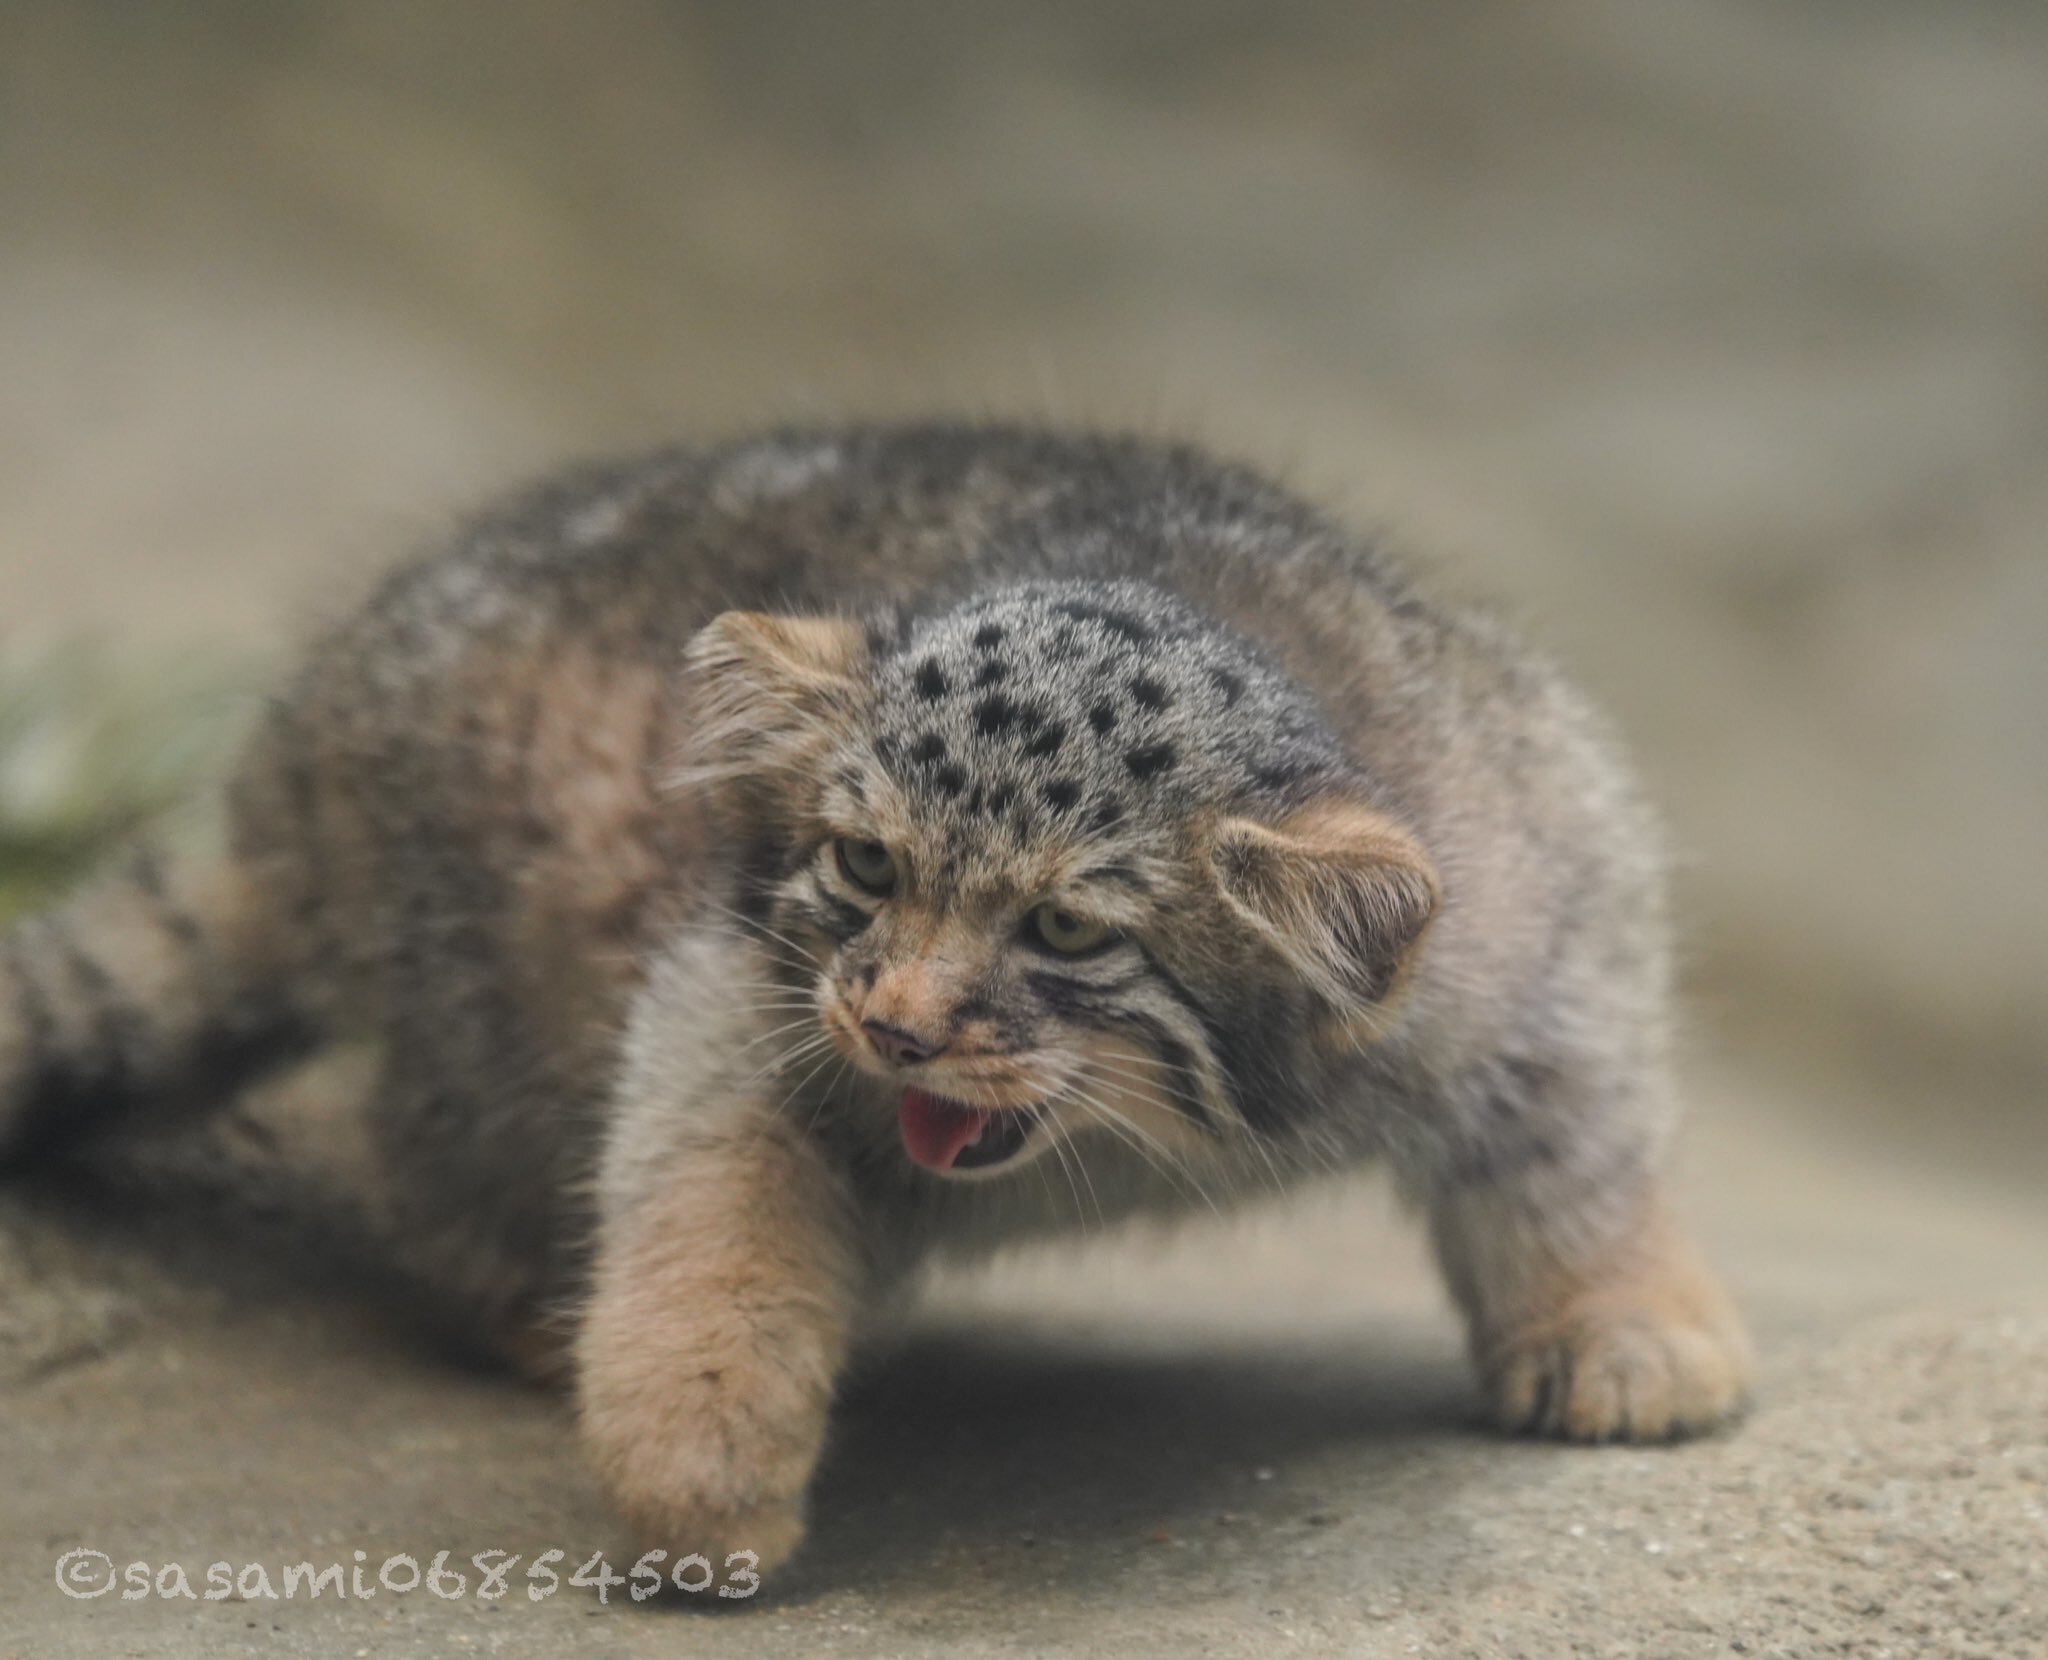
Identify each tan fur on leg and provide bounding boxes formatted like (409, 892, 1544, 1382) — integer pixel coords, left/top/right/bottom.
(1433, 1181, 1752, 1443)
(574, 1113, 863, 1579)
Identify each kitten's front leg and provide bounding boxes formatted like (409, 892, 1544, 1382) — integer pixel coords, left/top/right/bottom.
(574, 1103, 865, 1578)
(1422, 1118, 1751, 1443)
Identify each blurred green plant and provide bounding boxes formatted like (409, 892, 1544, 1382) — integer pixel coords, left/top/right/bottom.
(0, 645, 261, 924)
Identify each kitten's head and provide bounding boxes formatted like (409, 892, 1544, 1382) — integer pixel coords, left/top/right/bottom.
(681, 581, 1438, 1179)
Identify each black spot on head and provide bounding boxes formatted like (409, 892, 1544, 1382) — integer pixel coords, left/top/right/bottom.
(933, 764, 967, 797)
(974, 695, 1018, 737)
(911, 733, 948, 764)
(1042, 779, 1081, 813)
(1251, 761, 1305, 792)
(1054, 600, 1153, 645)
(873, 735, 900, 764)
(1124, 742, 1176, 781)
(973, 622, 1005, 650)
(974, 658, 1009, 688)
(985, 782, 1016, 816)
(1208, 668, 1244, 706)
(1088, 702, 1118, 736)
(1022, 721, 1067, 760)
(1086, 797, 1125, 834)
(914, 659, 948, 700)
(1130, 674, 1171, 712)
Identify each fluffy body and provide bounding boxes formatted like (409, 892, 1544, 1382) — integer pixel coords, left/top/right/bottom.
(0, 423, 1749, 1575)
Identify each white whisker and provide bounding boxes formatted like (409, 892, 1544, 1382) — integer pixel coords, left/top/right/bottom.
(1058, 1077, 1225, 1218)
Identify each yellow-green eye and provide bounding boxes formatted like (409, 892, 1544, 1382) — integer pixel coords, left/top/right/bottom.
(1029, 903, 1114, 955)
(834, 837, 898, 895)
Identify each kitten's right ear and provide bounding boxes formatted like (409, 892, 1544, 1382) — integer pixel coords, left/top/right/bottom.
(675, 611, 872, 787)
(1208, 797, 1440, 1034)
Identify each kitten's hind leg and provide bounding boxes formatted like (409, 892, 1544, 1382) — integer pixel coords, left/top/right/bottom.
(1416, 1082, 1751, 1443)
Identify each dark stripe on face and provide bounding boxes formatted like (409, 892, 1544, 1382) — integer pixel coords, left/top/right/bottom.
(783, 865, 872, 947)
(1024, 960, 1147, 1000)
(1114, 1010, 1218, 1132)
(1023, 969, 1220, 1133)
(1131, 941, 1214, 1031)
(1133, 943, 1291, 1131)
(1023, 968, 1106, 1021)
(1196, 986, 1314, 1136)
(735, 832, 803, 919)
(811, 890, 874, 942)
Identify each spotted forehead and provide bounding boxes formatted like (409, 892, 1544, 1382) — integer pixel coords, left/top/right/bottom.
(854, 581, 1343, 853)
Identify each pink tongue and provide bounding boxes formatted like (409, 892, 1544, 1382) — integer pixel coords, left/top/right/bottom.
(899, 1087, 989, 1171)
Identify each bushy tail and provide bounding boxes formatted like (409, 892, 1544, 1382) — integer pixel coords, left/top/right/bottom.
(0, 846, 316, 1167)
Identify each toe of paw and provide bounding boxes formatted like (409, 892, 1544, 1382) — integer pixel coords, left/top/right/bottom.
(1490, 1316, 1751, 1444)
(610, 1479, 808, 1584)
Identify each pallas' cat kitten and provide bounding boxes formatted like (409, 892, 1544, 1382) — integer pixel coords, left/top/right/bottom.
(0, 424, 1749, 1574)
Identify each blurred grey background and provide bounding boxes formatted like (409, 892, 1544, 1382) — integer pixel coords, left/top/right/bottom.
(4, 0, 2040, 1184)
(2, 7, 2045, 1654)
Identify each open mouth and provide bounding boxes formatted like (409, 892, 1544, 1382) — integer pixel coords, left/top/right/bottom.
(898, 1087, 1043, 1173)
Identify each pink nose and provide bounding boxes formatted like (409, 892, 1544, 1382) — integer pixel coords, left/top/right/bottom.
(862, 1020, 944, 1066)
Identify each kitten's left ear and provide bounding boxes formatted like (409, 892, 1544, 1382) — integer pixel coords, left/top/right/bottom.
(675, 611, 872, 785)
(1208, 798, 1440, 1026)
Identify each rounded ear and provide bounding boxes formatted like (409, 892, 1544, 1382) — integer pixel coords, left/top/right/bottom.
(1208, 798, 1440, 1023)
(674, 611, 872, 786)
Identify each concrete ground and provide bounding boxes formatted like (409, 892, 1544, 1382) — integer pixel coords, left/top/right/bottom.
(2, 3, 2044, 1656)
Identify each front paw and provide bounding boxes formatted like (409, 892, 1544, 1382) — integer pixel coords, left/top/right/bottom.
(608, 1478, 807, 1586)
(1484, 1270, 1752, 1443)
(574, 1109, 862, 1589)
(579, 1371, 823, 1582)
